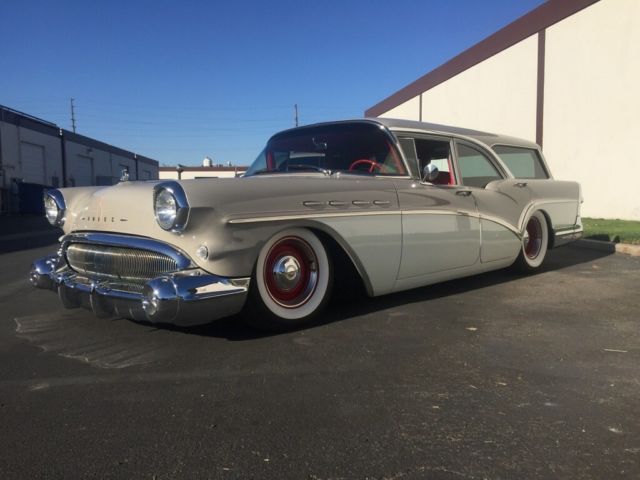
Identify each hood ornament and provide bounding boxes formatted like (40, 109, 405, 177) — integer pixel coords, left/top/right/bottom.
(120, 167, 130, 182)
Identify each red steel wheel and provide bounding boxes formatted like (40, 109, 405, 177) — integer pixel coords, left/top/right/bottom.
(250, 228, 332, 328)
(514, 210, 549, 272)
(263, 237, 318, 308)
(524, 214, 543, 259)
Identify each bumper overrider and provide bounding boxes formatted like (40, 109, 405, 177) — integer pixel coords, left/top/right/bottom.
(29, 233, 250, 326)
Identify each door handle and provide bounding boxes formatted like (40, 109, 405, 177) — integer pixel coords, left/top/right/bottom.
(456, 190, 472, 196)
(514, 182, 528, 188)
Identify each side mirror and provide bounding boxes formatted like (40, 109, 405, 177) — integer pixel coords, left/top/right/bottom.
(422, 163, 439, 183)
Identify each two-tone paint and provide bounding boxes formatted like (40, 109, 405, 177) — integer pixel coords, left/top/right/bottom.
(30, 118, 583, 326)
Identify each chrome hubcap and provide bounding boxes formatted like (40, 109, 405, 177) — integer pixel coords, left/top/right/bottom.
(264, 237, 319, 308)
(273, 255, 302, 290)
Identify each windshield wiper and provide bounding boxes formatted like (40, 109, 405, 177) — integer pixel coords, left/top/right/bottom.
(248, 165, 331, 176)
(286, 164, 331, 176)
(247, 168, 274, 175)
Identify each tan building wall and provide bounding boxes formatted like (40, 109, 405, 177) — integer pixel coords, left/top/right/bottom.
(543, 0, 640, 220)
(367, 0, 640, 220)
(419, 35, 537, 142)
(379, 96, 421, 121)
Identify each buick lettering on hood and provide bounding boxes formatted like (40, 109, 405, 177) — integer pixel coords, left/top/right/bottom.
(30, 119, 583, 331)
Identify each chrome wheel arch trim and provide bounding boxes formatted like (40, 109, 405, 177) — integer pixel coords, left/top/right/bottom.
(517, 199, 578, 233)
(279, 221, 378, 298)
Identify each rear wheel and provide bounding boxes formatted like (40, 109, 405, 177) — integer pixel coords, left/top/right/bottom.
(244, 228, 332, 331)
(513, 211, 549, 272)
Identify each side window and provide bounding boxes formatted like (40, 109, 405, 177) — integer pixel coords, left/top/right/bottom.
(492, 145, 549, 179)
(397, 138, 419, 178)
(456, 143, 502, 188)
(415, 138, 453, 185)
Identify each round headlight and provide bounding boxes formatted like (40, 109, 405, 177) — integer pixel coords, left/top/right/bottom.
(155, 189, 178, 230)
(44, 195, 59, 225)
(43, 190, 65, 226)
(153, 181, 189, 233)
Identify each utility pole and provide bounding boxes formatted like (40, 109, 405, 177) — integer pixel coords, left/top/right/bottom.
(294, 103, 299, 127)
(70, 98, 77, 133)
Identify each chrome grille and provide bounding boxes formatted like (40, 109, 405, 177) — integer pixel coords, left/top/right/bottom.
(65, 242, 179, 284)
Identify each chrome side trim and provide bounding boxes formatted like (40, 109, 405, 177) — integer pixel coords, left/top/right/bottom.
(228, 208, 524, 242)
(404, 209, 521, 239)
(402, 209, 476, 217)
(553, 225, 584, 247)
(228, 210, 400, 224)
(61, 232, 194, 270)
(478, 213, 521, 238)
(405, 209, 520, 238)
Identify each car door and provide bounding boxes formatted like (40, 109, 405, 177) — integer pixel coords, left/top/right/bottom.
(453, 140, 525, 263)
(395, 135, 480, 280)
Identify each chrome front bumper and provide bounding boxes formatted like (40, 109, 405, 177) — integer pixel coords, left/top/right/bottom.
(30, 252, 250, 327)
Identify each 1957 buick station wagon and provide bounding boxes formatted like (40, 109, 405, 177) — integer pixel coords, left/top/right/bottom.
(31, 118, 583, 330)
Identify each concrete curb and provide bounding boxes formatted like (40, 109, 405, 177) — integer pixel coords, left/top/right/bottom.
(576, 239, 640, 257)
(615, 243, 640, 257)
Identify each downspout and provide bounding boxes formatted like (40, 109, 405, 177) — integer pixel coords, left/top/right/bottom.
(59, 129, 68, 187)
(0, 108, 4, 188)
(0, 108, 4, 212)
(134, 154, 139, 180)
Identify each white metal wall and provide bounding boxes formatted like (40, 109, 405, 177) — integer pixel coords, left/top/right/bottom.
(374, 1, 640, 220)
(0, 122, 63, 187)
(543, 0, 640, 220)
(379, 96, 421, 121)
(380, 36, 538, 142)
(420, 35, 538, 142)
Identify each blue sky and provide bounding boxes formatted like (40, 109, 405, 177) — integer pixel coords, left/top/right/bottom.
(1, 0, 543, 166)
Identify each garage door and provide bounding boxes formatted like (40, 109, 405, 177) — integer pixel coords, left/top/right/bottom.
(74, 155, 93, 186)
(21, 142, 46, 185)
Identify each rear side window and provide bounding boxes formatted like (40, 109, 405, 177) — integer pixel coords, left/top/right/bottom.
(492, 145, 549, 179)
(456, 143, 502, 188)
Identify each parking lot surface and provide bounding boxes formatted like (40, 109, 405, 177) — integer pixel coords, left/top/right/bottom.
(1, 243, 639, 479)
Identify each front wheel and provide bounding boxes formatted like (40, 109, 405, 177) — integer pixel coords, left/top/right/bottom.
(244, 228, 332, 331)
(513, 210, 549, 272)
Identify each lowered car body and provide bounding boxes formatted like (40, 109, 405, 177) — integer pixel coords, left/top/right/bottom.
(31, 118, 583, 330)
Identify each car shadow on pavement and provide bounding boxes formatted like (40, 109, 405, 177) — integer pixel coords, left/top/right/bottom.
(173, 245, 613, 341)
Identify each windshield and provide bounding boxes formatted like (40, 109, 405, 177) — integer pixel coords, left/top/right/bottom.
(245, 123, 408, 176)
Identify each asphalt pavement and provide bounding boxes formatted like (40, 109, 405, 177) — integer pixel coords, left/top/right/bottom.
(0, 215, 62, 253)
(0, 242, 639, 479)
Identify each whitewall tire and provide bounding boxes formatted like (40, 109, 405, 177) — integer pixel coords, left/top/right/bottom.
(246, 228, 332, 330)
(514, 210, 549, 272)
